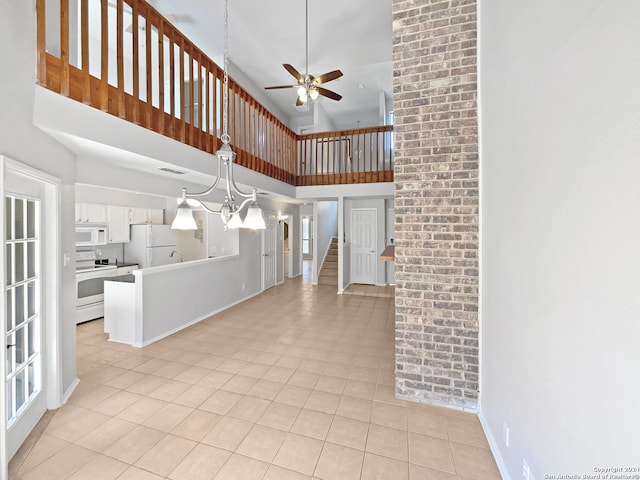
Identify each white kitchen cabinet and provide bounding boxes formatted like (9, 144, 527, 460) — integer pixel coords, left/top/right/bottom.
(129, 207, 164, 225)
(76, 202, 107, 224)
(148, 208, 164, 224)
(107, 205, 130, 243)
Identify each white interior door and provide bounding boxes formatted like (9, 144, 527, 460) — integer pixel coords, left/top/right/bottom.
(351, 208, 377, 285)
(3, 170, 48, 461)
(262, 212, 277, 290)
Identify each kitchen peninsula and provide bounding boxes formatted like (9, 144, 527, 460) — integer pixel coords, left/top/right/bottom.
(103, 253, 256, 347)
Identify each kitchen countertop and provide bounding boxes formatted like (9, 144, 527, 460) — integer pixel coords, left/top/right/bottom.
(94, 262, 139, 268)
(105, 274, 135, 283)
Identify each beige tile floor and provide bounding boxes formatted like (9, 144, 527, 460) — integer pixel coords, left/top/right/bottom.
(342, 284, 395, 298)
(10, 273, 500, 480)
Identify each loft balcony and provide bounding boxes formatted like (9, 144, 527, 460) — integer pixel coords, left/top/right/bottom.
(35, 0, 393, 187)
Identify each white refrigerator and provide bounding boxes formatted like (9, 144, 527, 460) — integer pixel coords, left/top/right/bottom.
(124, 225, 180, 268)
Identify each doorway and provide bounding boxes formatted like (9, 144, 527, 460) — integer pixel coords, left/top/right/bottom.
(262, 212, 277, 291)
(2, 157, 60, 466)
(302, 216, 313, 260)
(350, 208, 378, 285)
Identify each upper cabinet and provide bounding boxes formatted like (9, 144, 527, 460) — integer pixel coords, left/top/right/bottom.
(76, 203, 107, 224)
(129, 207, 164, 225)
(107, 206, 130, 243)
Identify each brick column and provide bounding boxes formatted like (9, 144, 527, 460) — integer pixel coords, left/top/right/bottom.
(392, 0, 479, 409)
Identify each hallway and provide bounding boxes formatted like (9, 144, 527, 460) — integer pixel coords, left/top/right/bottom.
(10, 277, 499, 480)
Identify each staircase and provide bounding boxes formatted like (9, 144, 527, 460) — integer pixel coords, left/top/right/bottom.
(318, 238, 338, 286)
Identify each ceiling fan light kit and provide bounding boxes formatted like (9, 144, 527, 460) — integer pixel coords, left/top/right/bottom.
(264, 0, 343, 105)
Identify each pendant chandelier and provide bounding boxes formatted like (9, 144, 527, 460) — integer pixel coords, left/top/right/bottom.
(171, 0, 265, 231)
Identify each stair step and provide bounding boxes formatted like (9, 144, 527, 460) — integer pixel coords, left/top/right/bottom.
(318, 277, 338, 286)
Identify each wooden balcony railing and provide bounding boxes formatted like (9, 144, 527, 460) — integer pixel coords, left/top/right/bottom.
(297, 126, 394, 185)
(35, 0, 393, 187)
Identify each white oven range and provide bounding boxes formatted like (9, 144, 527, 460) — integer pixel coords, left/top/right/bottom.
(75, 251, 137, 324)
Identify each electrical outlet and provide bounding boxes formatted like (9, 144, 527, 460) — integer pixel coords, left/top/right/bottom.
(503, 421, 510, 447)
(241, 282, 245, 290)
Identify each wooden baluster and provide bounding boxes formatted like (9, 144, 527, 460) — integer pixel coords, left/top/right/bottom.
(188, 52, 194, 145)
(60, 0, 69, 96)
(116, 0, 125, 117)
(205, 68, 210, 152)
(100, 0, 108, 110)
(36, 0, 47, 87)
(213, 69, 219, 145)
(370, 129, 374, 183)
(158, 19, 165, 134)
(79, 0, 89, 102)
(179, 39, 185, 142)
(145, 10, 152, 127)
(194, 55, 200, 149)
(169, 37, 175, 137)
(132, 0, 139, 123)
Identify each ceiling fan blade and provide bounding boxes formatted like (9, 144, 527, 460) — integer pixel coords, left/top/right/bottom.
(264, 85, 297, 90)
(316, 87, 342, 101)
(312, 70, 343, 85)
(296, 97, 304, 107)
(283, 64, 304, 83)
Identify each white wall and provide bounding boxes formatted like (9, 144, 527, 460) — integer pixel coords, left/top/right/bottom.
(0, 0, 78, 404)
(76, 184, 167, 209)
(479, 0, 640, 476)
(314, 103, 337, 133)
(138, 230, 263, 344)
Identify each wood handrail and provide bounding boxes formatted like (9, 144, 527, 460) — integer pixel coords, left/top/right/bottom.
(35, 0, 393, 187)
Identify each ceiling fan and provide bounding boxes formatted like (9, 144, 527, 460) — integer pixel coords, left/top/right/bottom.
(264, 0, 343, 106)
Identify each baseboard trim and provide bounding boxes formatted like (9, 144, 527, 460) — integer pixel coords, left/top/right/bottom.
(61, 377, 80, 404)
(478, 410, 511, 480)
(136, 290, 265, 348)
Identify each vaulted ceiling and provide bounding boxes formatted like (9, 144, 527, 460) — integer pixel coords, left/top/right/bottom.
(149, 0, 393, 132)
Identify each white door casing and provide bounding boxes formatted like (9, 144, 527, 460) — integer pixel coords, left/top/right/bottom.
(350, 208, 377, 285)
(262, 212, 277, 291)
(2, 157, 61, 469)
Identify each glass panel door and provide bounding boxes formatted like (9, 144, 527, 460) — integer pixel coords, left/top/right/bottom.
(5, 195, 41, 428)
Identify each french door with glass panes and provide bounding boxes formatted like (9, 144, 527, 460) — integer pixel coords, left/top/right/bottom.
(5, 192, 46, 459)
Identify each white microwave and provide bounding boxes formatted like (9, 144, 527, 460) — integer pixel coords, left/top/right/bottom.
(75, 226, 107, 246)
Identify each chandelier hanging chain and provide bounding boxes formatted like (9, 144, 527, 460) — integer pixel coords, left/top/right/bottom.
(222, 0, 230, 144)
(171, 0, 265, 231)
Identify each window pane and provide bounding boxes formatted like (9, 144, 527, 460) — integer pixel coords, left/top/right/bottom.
(15, 284, 25, 327)
(6, 288, 13, 331)
(27, 200, 36, 238)
(15, 326, 25, 366)
(5, 196, 12, 240)
(7, 380, 14, 421)
(302, 239, 309, 255)
(15, 198, 24, 239)
(15, 369, 25, 412)
(28, 363, 35, 397)
(27, 321, 36, 358)
(15, 242, 24, 282)
(27, 241, 36, 279)
(6, 333, 15, 376)
(6, 244, 12, 285)
(27, 281, 36, 319)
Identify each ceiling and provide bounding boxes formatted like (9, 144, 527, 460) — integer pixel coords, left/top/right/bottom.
(149, 0, 393, 131)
